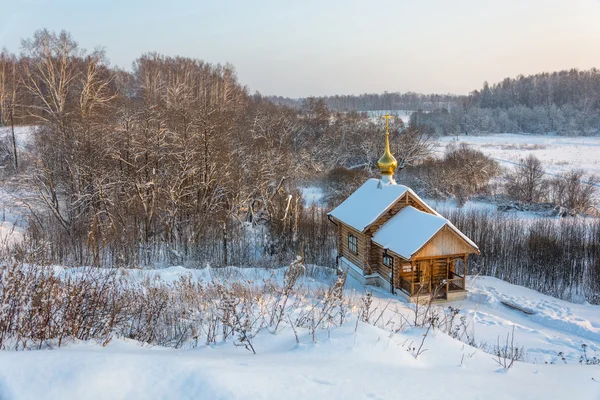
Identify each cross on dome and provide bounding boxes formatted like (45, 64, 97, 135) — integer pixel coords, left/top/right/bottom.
(377, 113, 398, 184)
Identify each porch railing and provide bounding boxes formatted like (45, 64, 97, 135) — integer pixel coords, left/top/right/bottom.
(398, 277, 432, 297)
(397, 271, 466, 297)
(446, 271, 466, 292)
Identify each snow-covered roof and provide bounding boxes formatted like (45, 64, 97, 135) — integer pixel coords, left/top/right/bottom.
(372, 206, 446, 259)
(404, 190, 479, 253)
(372, 206, 477, 259)
(328, 178, 410, 232)
(328, 178, 479, 257)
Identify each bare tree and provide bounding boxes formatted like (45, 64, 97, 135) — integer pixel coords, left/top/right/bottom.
(506, 154, 546, 203)
(391, 126, 434, 173)
(411, 143, 500, 205)
(0, 50, 19, 171)
(549, 170, 598, 214)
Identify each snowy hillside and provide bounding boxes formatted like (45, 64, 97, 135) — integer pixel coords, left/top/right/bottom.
(0, 128, 598, 399)
(0, 266, 598, 400)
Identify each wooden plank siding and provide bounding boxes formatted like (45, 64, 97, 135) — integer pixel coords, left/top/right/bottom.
(398, 262, 417, 281)
(412, 226, 474, 259)
(431, 258, 449, 296)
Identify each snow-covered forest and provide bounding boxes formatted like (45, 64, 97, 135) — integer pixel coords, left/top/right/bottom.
(0, 30, 599, 301)
(274, 69, 600, 136)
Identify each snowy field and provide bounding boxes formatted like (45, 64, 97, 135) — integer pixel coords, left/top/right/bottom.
(0, 266, 598, 400)
(435, 134, 600, 177)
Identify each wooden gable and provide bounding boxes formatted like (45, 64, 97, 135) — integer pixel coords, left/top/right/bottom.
(412, 225, 479, 259)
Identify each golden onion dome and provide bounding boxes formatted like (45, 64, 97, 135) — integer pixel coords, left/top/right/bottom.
(377, 114, 398, 176)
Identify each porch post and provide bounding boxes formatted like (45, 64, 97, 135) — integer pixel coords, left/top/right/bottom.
(410, 261, 414, 296)
(391, 263, 395, 294)
(428, 259, 432, 295)
(463, 254, 467, 290)
(446, 257, 450, 295)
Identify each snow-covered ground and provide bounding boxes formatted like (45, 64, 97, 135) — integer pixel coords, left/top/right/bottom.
(0, 265, 598, 400)
(0, 126, 34, 150)
(349, 273, 600, 366)
(0, 189, 27, 245)
(435, 134, 600, 177)
(1, 129, 599, 399)
(0, 126, 35, 245)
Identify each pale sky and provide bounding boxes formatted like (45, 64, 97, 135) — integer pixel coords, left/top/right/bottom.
(2, 0, 600, 97)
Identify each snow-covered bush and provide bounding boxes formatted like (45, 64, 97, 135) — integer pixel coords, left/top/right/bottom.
(493, 326, 525, 369)
(0, 258, 356, 352)
(548, 170, 598, 214)
(405, 143, 500, 205)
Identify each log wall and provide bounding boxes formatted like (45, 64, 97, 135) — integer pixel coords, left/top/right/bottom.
(370, 242, 398, 282)
(338, 222, 369, 272)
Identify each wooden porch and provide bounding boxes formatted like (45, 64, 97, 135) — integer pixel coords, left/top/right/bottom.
(393, 255, 468, 302)
(396, 271, 466, 301)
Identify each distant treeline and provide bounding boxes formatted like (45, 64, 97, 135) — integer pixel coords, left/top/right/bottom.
(416, 69, 600, 136)
(270, 92, 456, 112)
(272, 68, 600, 136)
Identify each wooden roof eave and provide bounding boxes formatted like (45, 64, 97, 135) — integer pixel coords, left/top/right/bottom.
(407, 224, 480, 260)
(371, 241, 410, 262)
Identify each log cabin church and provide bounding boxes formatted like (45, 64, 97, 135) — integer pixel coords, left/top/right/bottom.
(328, 115, 479, 302)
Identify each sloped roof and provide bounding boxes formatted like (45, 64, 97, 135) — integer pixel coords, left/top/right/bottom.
(328, 178, 479, 258)
(372, 206, 478, 259)
(328, 178, 409, 232)
(372, 206, 448, 259)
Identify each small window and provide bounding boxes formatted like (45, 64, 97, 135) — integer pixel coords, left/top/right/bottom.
(383, 254, 393, 267)
(348, 234, 358, 254)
